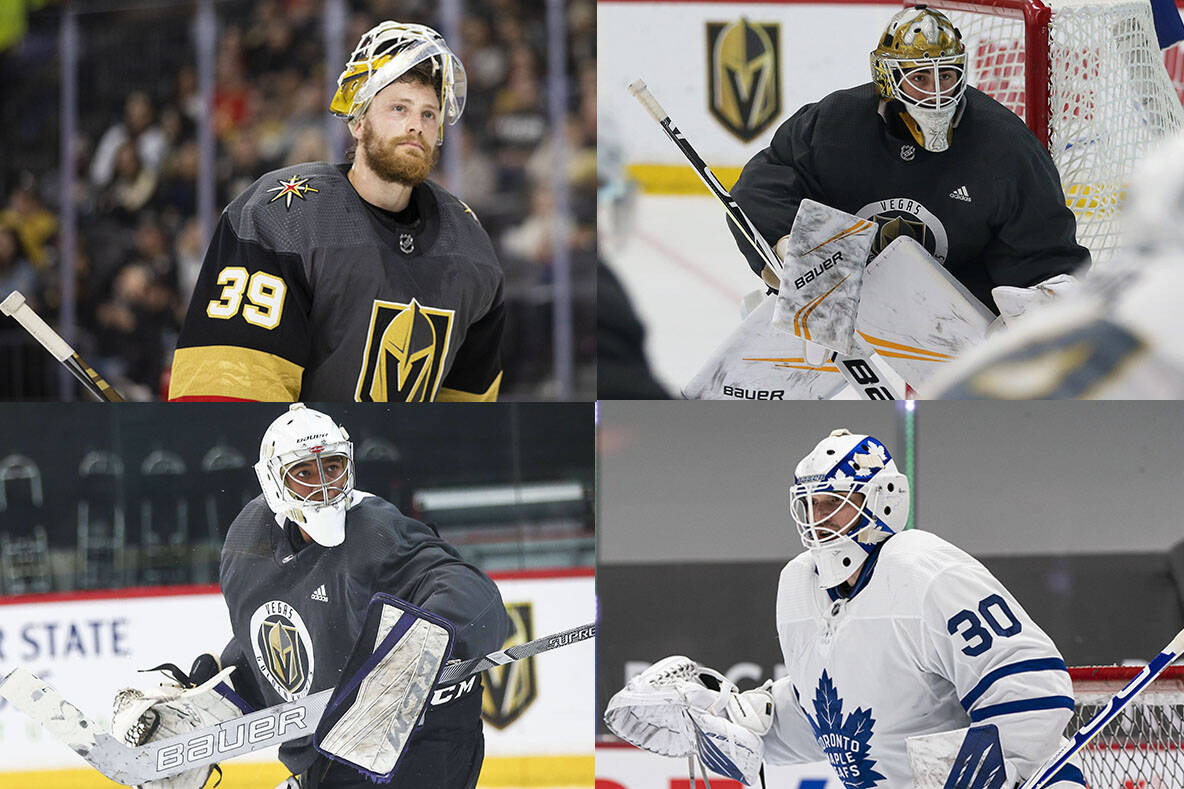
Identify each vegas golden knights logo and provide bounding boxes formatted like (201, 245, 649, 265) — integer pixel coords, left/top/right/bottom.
(482, 603, 537, 729)
(707, 19, 781, 142)
(355, 298, 455, 402)
(870, 214, 936, 259)
(258, 615, 309, 694)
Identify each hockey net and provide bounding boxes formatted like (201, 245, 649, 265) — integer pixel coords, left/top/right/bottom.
(1069, 666, 1184, 789)
(916, 0, 1184, 266)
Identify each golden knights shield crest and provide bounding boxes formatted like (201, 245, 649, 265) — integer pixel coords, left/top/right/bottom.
(482, 603, 537, 729)
(707, 19, 781, 142)
(355, 298, 455, 402)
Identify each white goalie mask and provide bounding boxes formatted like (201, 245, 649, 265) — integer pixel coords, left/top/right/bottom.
(254, 403, 355, 547)
(330, 21, 467, 132)
(789, 429, 910, 589)
(871, 6, 967, 152)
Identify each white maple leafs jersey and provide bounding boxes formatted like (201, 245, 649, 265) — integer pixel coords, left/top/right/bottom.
(765, 529, 1084, 789)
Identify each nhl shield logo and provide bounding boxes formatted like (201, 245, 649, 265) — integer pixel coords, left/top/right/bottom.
(249, 600, 316, 701)
(355, 298, 455, 402)
(707, 18, 781, 142)
(482, 603, 537, 729)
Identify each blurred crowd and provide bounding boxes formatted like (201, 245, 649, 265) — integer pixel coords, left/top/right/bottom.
(0, 0, 596, 399)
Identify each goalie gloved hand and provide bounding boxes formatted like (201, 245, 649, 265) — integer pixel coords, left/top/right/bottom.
(111, 657, 248, 789)
(604, 655, 771, 785)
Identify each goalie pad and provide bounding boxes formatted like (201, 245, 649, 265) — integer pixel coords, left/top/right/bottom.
(855, 236, 993, 388)
(683, 293, 848, 400)
(111, 664, 250, 789)
(604, 655, 768, 785)
(771, 199, 877, 356)
(314, 594, 454, 783)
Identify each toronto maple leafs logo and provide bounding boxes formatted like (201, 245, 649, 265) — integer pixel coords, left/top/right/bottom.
(799, 671, 885, 789)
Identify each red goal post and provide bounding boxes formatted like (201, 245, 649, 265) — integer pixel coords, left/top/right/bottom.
(1069, 665, 1184, 788)
(911, 0, 1184, 265)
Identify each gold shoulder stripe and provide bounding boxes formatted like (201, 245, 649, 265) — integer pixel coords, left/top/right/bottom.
(169, 345, 303, 401)
(437, 371, 502, 402)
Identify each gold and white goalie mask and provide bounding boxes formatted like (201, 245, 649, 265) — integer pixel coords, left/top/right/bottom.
(254, 403, 356, 547)
(330, 20, 467, 133)
(871, 6, 967, 152)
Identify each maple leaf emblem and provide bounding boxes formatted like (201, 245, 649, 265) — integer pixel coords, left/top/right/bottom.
(800, 671, 887, 789)
(267, 175, 319, 209)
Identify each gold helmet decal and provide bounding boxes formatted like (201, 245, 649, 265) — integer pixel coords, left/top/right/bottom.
(482, 603, 537, 729)
(707, 18, 781, 142)
(356, 298, 456, 402)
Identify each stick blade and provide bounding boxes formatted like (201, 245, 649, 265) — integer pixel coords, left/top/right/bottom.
(0, 668, 149, 785)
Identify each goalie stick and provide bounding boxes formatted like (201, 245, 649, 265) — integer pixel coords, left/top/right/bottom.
(0, 621, 594, 786)
(1, 290, 125, 402)
(627, 80, 908, 400)
(1017, 626, 1184, 789)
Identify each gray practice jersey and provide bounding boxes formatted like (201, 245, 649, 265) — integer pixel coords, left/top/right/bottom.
(219, 492, 511, 773)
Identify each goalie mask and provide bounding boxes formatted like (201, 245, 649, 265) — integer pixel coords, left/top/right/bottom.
(871, 6, 967, 152)
(790, 429, 909, 589)
(255, 403, 355, 547)
(330, 21, 467, 133)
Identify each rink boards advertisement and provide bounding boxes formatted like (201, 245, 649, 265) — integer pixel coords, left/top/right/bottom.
(0, 569, 593, 786)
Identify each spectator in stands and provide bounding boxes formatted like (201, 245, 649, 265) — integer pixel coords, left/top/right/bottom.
(90, 91, 169, 189)
(0, 224, 37, 303)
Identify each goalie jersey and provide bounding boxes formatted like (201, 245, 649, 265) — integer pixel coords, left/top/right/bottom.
(218, 492, 512, 775)
(730, 85, 1090, 311)
(170, 163, 504, 402)
(765, 530, 1084, 789)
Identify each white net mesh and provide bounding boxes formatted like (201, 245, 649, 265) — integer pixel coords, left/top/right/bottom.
(1069, 667, 1184, 789)
(923, 0, 1184, 266)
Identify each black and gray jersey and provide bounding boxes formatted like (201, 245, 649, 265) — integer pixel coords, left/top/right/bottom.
(730, 84, 1090, 311)
(171, 163, 504, 402)
(219, 493, 511, 774)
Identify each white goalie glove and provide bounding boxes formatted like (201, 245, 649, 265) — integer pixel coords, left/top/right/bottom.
(991, 274, 1082, 328)
(604, 655, 773, 786)
(111, 662, 247, 789)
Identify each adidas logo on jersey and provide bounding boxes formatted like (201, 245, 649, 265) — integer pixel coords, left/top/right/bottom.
(311, 584, 329, 602)
(949, 185, 972, 202)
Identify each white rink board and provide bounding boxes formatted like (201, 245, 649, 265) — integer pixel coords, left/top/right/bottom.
(599, 2, 891, 168)
(0, 572, 592, 773)
(597, 743, 842, 788)
(483, 574, 595, 757)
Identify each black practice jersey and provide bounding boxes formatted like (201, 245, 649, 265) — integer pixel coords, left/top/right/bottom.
(219, 493, 511, 775)
(730, 84, 1090, 311)
(171, 163, 504, 402)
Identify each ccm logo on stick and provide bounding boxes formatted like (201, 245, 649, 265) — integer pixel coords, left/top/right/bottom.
(156, 708, 308, 770)
(793, 252, 843, 290)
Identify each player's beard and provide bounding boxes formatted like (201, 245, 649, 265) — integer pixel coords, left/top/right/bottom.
(359, 119, 439, 187)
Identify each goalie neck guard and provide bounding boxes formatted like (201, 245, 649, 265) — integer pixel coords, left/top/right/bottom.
(790, 429, 910, 589)
(331, 21, 467, 129)
(871, 6, 967, 152)
(254, 403, 355, 547)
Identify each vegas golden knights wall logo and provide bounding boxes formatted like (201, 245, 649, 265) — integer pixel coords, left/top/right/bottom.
(355, 298, 455, 402)
(707, 18, 781, 142)
(482, 603, 537, 729)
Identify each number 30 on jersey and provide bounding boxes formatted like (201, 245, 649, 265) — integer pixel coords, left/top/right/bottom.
(206, 266, 286, 329)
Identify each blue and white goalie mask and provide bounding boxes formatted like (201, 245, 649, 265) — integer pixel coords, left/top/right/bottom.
(255, 403, 356, 547)
(789, 429, 910, 589)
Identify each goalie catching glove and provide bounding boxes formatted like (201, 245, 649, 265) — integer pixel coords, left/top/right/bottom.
(111, 657, 252, 789)
(604, 655, 773, 785)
